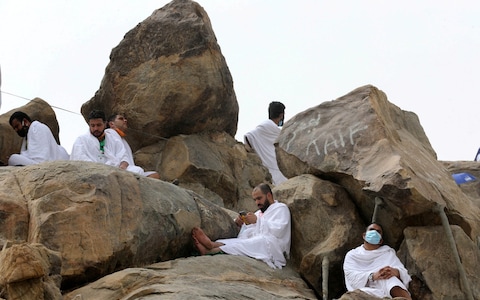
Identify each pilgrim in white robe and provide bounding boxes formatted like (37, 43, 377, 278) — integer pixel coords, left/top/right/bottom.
(104, 128, 156, 176)
(343, 245, 411, 298)
(8, 120, 69, 166)
(216, 200, 291, 269)
(244, 119, 287, 186)
(70, 129, 130, 168)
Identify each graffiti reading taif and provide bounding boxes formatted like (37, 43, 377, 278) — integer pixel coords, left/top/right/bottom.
(286, 113, 368, 158)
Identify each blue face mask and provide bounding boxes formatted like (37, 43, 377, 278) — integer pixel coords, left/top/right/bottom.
(278, 119, 284, 127)
(365, 230, 382, 245)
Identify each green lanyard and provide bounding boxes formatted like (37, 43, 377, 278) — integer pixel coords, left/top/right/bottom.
(99, 140, 105, 154)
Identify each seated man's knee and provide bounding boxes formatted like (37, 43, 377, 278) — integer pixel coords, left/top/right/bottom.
(390, 286, 411, 300)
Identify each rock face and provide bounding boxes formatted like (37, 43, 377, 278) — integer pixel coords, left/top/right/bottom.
(276, 85, 480, 248)
(0, 98, 62, 166)
(81, 0, 238, 151)
(0, 243, 62, 300)
(0, 161, 239, 291)
(63, 255, 317, 300)
(399, 225, 480, 299)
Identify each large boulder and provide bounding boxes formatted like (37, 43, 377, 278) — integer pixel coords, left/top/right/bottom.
(0, 243, 62, 300)
(63, 255, 317, 300)
(147, 131, 269, 212)
(276, 85, 480, 246)
(0, 98, 62, 166)
(81, 0, 238, 151)
(0, 161, 238, 290)
(274, 175, 364, 298)
(399, 225, 480, 300)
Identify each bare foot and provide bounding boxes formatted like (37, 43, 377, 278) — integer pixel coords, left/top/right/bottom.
(193, 238, 209, 255)
(192, 227, 213, 250)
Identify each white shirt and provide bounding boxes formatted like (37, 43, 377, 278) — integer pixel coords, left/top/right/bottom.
(13, 120, 69, 164)
(244, 119, 288, 185)
(217, 200, 291, 269)
(343, 244, 411, 298)
(70, 129, 129, 167)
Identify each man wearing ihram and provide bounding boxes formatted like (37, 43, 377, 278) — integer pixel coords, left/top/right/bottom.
(343, 223, 412, 300)
(192, 183, 291, 269)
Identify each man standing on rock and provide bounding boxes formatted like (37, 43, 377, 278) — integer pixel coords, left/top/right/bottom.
(343, 223, 412, 300)
(244, 101, 288, 186)
(192, 183, 291, 269)
(8, 111, 69, 166)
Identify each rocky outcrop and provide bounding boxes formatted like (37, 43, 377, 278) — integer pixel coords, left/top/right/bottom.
(0, 243, 62, 300)
(274, 175, 365, 299)
(398, 225, 480, 299)
(0, 98, 62, 166)
(1, 0, 480, 299)
(0, 161, 239, 291)
(276, 85, 480, 248)
(63, 255, 317, 300)
(81, 0, 238, 151)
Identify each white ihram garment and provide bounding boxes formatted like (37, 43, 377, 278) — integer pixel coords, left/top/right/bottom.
(343, 245, 411, 298)
(70, 130, 129, 167)
(105, 129, 156, 176)
(8, 120, 69, 166)
(217, 200, 291, 269)
(244, 119, 287, 185)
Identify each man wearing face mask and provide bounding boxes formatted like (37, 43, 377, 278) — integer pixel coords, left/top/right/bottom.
(7, 111, 70, 166)
(244, 101, 288, 186)
(343, 223, 412, 299)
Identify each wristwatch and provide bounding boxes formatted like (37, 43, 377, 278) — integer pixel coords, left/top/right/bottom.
(368, 273, 374, 282)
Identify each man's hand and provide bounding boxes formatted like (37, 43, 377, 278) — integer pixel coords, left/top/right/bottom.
(244, 212, 257, 225)
(234, 212, 257, 226)
(119, 161, 129, 170)
(375, 266, 400, 280)
(234, 215, 244, 227)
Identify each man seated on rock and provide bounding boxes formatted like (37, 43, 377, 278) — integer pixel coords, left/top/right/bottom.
(106, 113, 161, 179)
(192, 183, 291, 269)
(343, 223, 412, 300)
(244, 101, 288, 186)
(70, 110, 136, 172)
(7, 111, 69, 166)
(105, 113, 179, 184)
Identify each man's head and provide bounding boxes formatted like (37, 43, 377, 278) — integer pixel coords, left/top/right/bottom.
(107, 113, 128, 132)
(363, 223, 384, 248)
(268, 101, 285, 126)
(9, 111, 32, 137)
(88, 110, 106, 138)
(252, 183, 275, 213)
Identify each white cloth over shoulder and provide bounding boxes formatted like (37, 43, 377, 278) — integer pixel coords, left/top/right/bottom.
(343, 245, 411, 298)
(244, 119, 287, 185)
(104, 128, 155, 176)
(70, 130, 129, 167)
(8, 120, 69, 166)
(217, 200, 291, 269)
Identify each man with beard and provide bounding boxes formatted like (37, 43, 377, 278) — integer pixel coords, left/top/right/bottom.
(8, 111, 69, 166)
(191, 183, 291, 269)
(70, 110, 130, 170)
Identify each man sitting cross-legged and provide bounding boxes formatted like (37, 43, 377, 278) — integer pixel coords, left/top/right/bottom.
(192, 183, 291, 269)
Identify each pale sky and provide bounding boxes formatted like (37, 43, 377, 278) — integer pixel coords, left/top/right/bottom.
(1, 0, 479, 161)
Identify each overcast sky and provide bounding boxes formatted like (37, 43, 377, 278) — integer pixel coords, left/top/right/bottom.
(1, 0, 479, 161)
